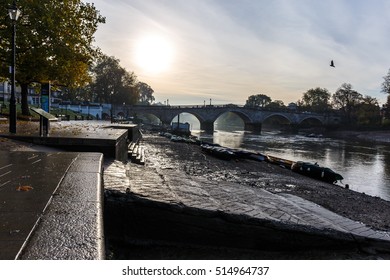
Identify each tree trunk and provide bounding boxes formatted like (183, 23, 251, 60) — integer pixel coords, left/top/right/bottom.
(20, 83, 30, 116)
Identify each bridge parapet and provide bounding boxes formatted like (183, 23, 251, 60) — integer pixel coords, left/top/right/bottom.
(110, 105, 340, 133)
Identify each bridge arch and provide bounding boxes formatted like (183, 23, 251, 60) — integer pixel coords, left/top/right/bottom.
(169, 112, 203, 132)
(298, 116, 324, 126)
(218, 110, 252, 123)
(214, 110, 252, 131)
(260, 113, 294, 132)
(170, 111, 205, 124)
(263, 113, 293, 124)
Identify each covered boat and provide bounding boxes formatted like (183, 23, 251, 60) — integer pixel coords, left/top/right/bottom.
(291, 161, 343, 184)
(200, 144, 236, 160)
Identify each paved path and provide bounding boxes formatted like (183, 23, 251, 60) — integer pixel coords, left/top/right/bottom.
(0, 151, 104, 260)
(0, 120, 130, 161)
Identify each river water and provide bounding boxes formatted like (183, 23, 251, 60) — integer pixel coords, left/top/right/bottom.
(190, 127, 390, 202)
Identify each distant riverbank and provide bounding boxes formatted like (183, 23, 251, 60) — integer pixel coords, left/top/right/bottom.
(326, 129, 390, 144)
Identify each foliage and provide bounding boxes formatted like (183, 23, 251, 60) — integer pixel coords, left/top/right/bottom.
(0, 0, 105, 115)
(383, 95, 390, 119)
(90, 55, 139, 104)
(299, 87, 331, 112)
(266, 100, 285, 109)
(61, 86, 92, 103)
(381, 68, 390, 95)
(137, 82, 155, 105)
(382, 118, 390, 127)
(245, 94, 272, 108)
(332, 83, 363, 123)
(355, 96, 381, 125)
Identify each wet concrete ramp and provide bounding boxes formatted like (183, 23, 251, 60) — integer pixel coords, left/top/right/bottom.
(105, 192, 361, 252)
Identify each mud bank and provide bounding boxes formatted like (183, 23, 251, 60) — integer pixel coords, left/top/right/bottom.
(141, 133, 390, 231)
(104, 132, 390, 259)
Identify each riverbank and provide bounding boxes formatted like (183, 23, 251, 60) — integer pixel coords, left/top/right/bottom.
(2, 122, 390, 231)
(104, 132, 390, 259)
(137, 132, 390, 232)
(326, 129, 390, 144)
(2, 121, 390, 259)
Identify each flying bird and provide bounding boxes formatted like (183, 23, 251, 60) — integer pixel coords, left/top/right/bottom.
(330, 60, 335, 67)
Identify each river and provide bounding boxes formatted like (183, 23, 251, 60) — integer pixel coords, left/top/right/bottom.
(176, 115, 390, 202)
(209, 130, 390, 200)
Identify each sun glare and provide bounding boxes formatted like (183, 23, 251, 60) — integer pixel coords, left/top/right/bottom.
(134, 35, 174, 74)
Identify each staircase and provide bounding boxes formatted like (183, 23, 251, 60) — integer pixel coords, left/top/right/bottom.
(128, 141, 145, 165)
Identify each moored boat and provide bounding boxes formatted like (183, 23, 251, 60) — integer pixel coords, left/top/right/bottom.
(266, 155, 295, 169)
(291, 161, 343, 184)
(200, 144, 236, 160)
(248, 153, 266, 162)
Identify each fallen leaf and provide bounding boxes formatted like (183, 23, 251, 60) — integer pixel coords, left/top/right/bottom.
(16, 186, 33, 192)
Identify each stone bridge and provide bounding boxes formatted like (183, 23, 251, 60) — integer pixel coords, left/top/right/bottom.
(108, 105, 341, 134)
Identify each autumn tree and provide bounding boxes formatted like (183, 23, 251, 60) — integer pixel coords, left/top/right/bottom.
(299, 87, 331, 112)
(245, 94, 272, 108)
(332, 83, 363, 124)
(90, 55, 139, 105)
(0, 0, 105, 115)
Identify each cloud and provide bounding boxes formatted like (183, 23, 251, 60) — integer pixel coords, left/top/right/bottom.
(92, 0, 390, 105)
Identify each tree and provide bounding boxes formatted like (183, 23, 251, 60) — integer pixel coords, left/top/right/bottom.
(137, 82, 155, 105)
(0, 0, 105, 115)
(300, 87, 331, 112)
(266, 100, 285, 109)
(383, 95, 390, 120)
(332, 83, 363, 124)
(381, 68, 390, 118)
(90, 55, 139, 104)
(355, 96, 381, 125)
(114, 71, 139, 105)
(381, 68, 390, 95)
(245, 94, 272, 108)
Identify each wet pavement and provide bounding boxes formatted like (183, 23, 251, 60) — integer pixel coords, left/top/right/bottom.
(0, 121, 129, 161)
(0, 151, 104, 260)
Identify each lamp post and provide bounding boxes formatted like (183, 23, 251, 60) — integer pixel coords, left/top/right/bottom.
(8, 1, 20, 133)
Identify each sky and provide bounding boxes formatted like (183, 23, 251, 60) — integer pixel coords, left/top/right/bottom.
(91, 0, 390, 106)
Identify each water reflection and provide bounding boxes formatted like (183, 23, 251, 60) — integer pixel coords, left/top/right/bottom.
(197, 128, 390, 201)
(213, 131, 245, 148)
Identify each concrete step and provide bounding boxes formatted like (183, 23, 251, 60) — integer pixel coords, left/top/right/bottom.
(128, 142, 146, 165)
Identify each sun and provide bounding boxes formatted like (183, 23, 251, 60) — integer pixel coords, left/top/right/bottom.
(134, 35, 174, 74)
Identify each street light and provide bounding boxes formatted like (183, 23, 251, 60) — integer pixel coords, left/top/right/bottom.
(8, 0, 20, 133)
